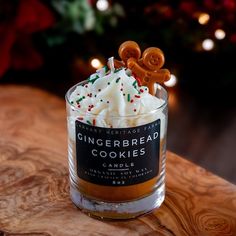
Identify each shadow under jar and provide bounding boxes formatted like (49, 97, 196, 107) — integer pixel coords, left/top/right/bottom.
(65, 81, 168, 219)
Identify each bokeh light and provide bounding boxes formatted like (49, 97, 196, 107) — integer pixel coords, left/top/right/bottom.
(96, 0, 109, 11)
(198, 13, 210, 25)
(164, 74, 177, 87)
(202, 39, 214, 51)
(91, 58, 103, 69)
(215, 29, 226, 40)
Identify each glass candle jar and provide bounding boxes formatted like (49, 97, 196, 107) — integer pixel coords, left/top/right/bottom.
(65, 81, 168, 219)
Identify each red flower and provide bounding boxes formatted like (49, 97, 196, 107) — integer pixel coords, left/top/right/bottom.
(0, 0, 55, 77)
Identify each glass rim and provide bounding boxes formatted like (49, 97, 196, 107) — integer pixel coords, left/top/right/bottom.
(65, 80, 168, 118)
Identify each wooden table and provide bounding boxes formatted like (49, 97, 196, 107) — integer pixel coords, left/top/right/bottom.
(0, 85, 236, 236)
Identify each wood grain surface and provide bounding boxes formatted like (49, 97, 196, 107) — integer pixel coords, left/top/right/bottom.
(0, 85, 236, 236)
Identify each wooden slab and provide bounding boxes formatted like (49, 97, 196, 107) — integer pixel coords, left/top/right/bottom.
(0, 85, 236, 236)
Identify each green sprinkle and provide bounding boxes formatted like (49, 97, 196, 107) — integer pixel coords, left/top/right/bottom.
(132, 80, 137, 87)
(132, 81, 139, 92)
(114, 68, 123, 73)
(70, 101, 74, 104)
(103, 65, 108, 72)
(116, 77, 121, 83)
(88, 75, 99, 84)
(127, 94, 130, 102)
(76, 97, 84, 103)
(76, 96, 86, 104)
(107, 82, 110, 85)
(86, 120, 92, 125)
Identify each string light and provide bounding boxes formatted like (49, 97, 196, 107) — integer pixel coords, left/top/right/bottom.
(202, 39, 214, 51)
(168, 91, 178, 110)
(198, 13, 210, 25)
(164, 74, 177, 87)
(91, 58, 103, 69)
(96, 0, 109, 11)
(215, 29, 226, 40)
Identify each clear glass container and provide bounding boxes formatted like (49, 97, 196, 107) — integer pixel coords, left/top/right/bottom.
(65, 80, 168, 219)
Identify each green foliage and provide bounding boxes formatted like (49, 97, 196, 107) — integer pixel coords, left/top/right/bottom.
(45, 0, 125, 46)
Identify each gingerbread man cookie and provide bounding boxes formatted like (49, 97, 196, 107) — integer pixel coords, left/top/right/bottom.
(114, 41, 171, 95)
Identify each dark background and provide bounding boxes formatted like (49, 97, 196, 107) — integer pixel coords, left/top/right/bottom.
(1, 0, 236, 183)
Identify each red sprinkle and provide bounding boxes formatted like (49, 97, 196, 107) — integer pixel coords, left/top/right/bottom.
(134, 109, 137, 112)
(88, 104, 94, 111)
(78, 117, 83, 120)
(85, 85, 88, 88)
(133, 73, 142, 86)
(135, 95, 141, 98)
(120, 88, 123, 91)
(130, 99, 134, 103)
(136, 77, 142, 86)
(93, 119, 96, 126)
(140, 89, 144, 93)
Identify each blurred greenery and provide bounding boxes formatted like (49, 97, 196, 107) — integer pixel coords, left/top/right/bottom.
(1, 0, 236, 106)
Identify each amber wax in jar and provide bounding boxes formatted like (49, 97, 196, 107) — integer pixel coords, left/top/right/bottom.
(65, 54, 168, 219)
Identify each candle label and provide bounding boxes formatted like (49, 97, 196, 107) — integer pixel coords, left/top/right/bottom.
(75, 119, 160, 186)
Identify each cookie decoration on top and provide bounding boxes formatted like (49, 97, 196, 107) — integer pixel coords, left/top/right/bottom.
(114, 41, 171, 95)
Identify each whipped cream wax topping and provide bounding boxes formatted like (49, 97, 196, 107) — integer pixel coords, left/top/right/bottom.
(68, 57, 166, 138)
